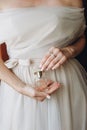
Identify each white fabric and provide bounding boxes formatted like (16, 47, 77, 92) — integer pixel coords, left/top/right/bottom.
(0, 6, 87, 130)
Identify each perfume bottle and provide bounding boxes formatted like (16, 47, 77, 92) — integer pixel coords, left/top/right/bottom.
(34, 69, 47, 88)
(30, 59, 51, 99)
(31, 59, 47, 88)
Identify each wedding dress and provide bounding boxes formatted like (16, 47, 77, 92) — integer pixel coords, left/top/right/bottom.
(0, 6, 87, 130)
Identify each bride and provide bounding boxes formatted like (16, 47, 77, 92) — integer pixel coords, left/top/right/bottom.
(0, 0, 87, 130)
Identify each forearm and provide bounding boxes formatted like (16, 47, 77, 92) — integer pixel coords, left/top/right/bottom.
(0, 58, 51, 100)
(62, 35, 86, 58)
(0, 58, 26, 92)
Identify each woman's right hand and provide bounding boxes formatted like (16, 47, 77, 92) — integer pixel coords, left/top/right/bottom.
(20, 84, 51, 101)
(20, 79, 55, 101)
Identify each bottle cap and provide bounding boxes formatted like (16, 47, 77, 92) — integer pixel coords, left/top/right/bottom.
(34, 71, 43, 79)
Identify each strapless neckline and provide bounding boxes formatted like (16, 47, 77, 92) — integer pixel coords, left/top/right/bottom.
(0, 5, 84, 13)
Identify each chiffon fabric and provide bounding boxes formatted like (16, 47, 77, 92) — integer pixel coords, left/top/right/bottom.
(0, 6, 87, 130)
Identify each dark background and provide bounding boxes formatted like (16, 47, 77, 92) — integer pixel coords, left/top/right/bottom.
(76, 0, 87, 71)
(1, 1, 87, 71)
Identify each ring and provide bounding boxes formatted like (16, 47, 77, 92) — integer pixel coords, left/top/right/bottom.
(50, 53, 56, 58)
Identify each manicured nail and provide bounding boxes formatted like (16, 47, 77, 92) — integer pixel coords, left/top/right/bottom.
(46, 95, 51, 99)
(39, 64, 42, 68)
(41, 67, 44, 71)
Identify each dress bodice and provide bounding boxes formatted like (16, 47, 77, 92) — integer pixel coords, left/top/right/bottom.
(0, 6, 86, 59)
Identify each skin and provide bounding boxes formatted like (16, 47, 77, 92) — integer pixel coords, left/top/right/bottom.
(0, 0, 86, 101)
(40, 35, 85, 71)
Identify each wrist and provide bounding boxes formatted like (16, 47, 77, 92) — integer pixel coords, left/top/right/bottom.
(17, 82, 26, 93)
(62, 46, 77, 58)
(63, 36, 86, 58)
(20, 84, 35, 97)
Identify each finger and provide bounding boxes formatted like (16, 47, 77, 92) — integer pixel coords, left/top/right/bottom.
(35, 80, 53, 91)
(40, 47, 59, 70)
(39, 53, 50, 68)
(49, 46, 56, 53)
(46, 51, 63, 70)
(52, 56, 67, 70)
(49, 47, 60, 56)
(39, 79, 53, 90)
(39, 46, 56, 69)
(35, 97, 46, 102)
(41, 54, 56, 71)
(46, 56, 59, 70)
(35, 91, 50, 99)
(46, 82, 60, 94)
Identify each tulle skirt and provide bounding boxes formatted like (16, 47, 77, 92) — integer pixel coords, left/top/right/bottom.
(0, 58, 87, 130)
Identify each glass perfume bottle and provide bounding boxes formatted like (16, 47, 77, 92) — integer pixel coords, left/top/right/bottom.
(31, 58, 47, 88)
(34, 69, 47, 88)
(30, 58, 51, 99)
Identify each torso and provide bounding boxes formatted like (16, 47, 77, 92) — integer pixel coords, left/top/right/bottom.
(0, 0, 83, 10)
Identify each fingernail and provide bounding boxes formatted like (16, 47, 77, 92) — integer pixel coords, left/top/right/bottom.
(46, 95, 51, 99)
(41, 67, 44, 71)
(39, 64, 42, 68)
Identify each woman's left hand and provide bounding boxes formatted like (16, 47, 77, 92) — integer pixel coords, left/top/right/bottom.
(40, 46, 72, 71)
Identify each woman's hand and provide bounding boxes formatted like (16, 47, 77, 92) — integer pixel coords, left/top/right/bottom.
(40, 46, 75, 71)
(40, 35, 86, 71)
(20, 84, 50, 101)
(35, 81, 61, 100)
(20, 81, 52, 101)
(21, 79, 61, 102)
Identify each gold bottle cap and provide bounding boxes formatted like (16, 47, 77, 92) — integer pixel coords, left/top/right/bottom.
(34, 71, 43, 79)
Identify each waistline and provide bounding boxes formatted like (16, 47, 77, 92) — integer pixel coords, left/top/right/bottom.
(4, 58, 41, 69)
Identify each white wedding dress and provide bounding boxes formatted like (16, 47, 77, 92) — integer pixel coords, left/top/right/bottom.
(0, 6, 87, 130)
